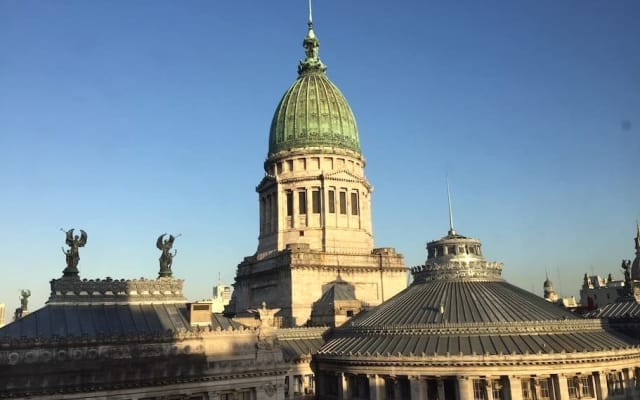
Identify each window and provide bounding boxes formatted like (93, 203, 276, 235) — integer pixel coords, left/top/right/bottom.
(580, 375, 595, 398)
(298, 191, 307, 214)
(328, 190, 335, 213)
(568, 377, 580, 399)
(522, 378, 535, 400)
(607, 372, 624, 396)
(286, 192, 293, 216)
(539, 378, 553, 400)
(277, 162, 283, 174)
(339, 191, 347, 214)
(350, 192, 359, 215)
(287, 160, 293, 171)
(312, 190, 321, 213)
(491, 379, 506, 400)
(473, 379, 487, 400)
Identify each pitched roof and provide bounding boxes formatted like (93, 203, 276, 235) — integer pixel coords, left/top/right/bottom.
(0, 303, 242, 341)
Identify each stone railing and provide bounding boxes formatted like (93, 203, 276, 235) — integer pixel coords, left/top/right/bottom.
(48, 276, 185, 304)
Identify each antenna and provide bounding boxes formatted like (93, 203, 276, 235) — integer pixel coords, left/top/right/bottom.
(446, 176, 456, 235)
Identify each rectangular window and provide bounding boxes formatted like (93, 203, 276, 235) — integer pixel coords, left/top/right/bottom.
(492, 379, 505, 400)
(607, 372, 624, 396)
(350, 192, 359, 215)
(312, 190, 321, 213)
(568, 377, 580, 399)
(286, 192, 294, 216)
(521, 379, 534, 400)
(339, 191, 347, 214)
(328, 190, 335, 213)
(580, 376, 595, 398)
(287, 160, 294, 171)
(473, 379, 487, 400)
(539, 378, 552, 400)
(298, 191, 307, 214)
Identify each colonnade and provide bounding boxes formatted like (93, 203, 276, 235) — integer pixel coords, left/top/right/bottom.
(316, 368, 640, 400)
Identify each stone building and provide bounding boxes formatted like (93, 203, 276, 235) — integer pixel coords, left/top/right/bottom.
(312, 227, 640, 400)
(226, 10, 407, 327)
(580, 224, 640, 310)
(0, 266, 295, 400)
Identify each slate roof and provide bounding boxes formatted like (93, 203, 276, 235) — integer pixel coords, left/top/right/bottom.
(351, 280, 577, 327)
(586, 301, 640, 319)
(318, 280, 356, 303)
(316, 230, 640, 360)
(0, 303, 242, 340)
(277, 327, 328, 362)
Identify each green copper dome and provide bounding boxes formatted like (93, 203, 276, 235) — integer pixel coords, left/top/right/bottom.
(268, 20, 361, 159)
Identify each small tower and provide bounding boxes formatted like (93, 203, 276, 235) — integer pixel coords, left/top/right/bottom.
(543, 274, 559, 303)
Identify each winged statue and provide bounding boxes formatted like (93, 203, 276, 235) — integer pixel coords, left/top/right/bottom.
(157, 233, 179, 277)
(61, 228, 87, 277)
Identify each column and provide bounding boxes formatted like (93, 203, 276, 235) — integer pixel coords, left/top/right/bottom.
(410, 376, 426, 400)
(557, 375, 571, 400)
(458, 377, 474, 400)
(508, 376, 523, 400)
(596, 372, 609, 400)
(337, 373, 347, 399)
(369, 374, 385, 400)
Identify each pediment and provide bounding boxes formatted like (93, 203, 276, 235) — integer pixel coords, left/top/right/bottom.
(323, 170, 367, 184)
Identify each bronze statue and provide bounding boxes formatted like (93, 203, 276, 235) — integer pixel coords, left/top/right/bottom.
(20, 289, 30, 311)
(622, 259, 632, 285)
(157, 233, 179, 277)
(61, 228, 87, 277)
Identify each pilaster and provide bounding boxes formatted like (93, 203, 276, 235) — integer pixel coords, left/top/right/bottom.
(557, 375, 571, 400)
(458, 377, 473, 400)
(508, 376, 523, 400)
(369, 374, 385, 400)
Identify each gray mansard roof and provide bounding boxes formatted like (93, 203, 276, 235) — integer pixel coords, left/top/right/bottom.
(0, 303, 242, 341)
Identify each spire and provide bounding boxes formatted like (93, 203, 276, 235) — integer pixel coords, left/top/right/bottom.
(298, 0, 326, 76)
(446, 178, 456, 236)
(635, 221, 640, 253)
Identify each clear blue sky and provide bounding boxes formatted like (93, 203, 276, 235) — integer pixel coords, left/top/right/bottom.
(1, 1, 639, 321)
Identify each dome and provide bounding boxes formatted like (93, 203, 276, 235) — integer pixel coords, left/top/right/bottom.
(267, 20, 360, 160)
(317, 229, 636, 358)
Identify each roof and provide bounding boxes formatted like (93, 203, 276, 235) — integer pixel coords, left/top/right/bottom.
(277, 327, 328, 362)
(586, 300, 640, 319)
(318, 327, 635, 357)
(0, 303, 242, 340)
(318, 280, 357, 303)
(267, 19, 360, 159)
(316, 229, 640, 359)
(351, 280, 578, 327)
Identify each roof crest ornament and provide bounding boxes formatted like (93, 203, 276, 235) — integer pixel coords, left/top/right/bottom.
(298, 0, 326, 76)
(446, 177, 456, 236)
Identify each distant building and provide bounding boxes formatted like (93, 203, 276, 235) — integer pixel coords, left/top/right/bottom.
(580, 273, 626, 310)
(199, 283, 233, 313)
(0, 304, 5, 328)
(543, 275, 579, 310)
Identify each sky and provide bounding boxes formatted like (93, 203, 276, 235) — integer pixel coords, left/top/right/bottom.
(1, 1, 639, 322)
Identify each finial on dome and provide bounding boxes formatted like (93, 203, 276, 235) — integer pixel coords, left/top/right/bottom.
(447, 177, 456, 236)
(298, 0, 326, 75)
